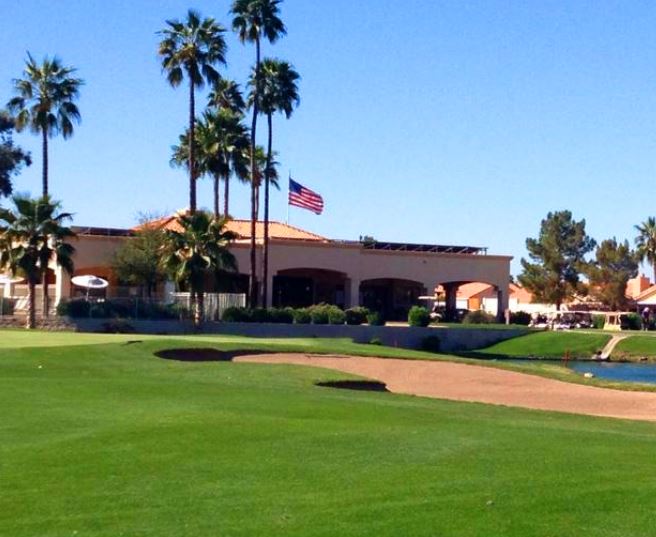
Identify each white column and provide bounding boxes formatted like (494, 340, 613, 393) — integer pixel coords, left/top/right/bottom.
(266, 273, 275, 308)
(346, 278, 360, 308)
(54, 266, 71, 307)
(163, 281, 176, 304)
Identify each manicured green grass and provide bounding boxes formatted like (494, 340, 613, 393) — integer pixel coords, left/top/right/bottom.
(478, 331, 611, 359)
(3, 334, 656, 536)
(613, 335, 656, 359)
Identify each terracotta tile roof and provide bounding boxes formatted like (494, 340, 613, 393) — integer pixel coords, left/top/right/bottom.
(635, 284, 656, 302)
(456, 282, 495, 299)
(136, 213, 328, 242)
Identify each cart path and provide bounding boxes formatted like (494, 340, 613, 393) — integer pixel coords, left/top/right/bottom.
(601, 335, 628, 359)
(235, 353, 656, 422)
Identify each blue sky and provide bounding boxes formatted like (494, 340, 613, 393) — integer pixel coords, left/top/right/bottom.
(2, 0, 656, 274)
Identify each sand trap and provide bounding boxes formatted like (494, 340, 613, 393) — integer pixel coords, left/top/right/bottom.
(235, 353, 656, 422)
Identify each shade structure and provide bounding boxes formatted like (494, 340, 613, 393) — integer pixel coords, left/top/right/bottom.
(71, 275, 109, 289)
(0, 274, 23, 285)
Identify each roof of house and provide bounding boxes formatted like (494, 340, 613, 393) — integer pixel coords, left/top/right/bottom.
(456, 282, 496, 299)
(136, 214, 329, 242)
(635, 284, 656, 303)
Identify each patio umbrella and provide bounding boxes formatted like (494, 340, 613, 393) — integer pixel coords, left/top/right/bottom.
(0, 274, 23, 285)
(71, 275, 109, 301)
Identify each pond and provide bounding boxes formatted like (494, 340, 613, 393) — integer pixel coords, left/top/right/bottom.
(506, 359, 656, 385)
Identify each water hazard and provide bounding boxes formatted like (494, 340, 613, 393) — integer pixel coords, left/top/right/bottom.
(506, 359, 656, 385)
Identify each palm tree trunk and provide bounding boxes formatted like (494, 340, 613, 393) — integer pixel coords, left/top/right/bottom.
(248, 37, 261, 308)
(213, 175, 220, 217)
(262, 113, 273, 308)
(224, 174, 230, 216)
(42, 127, 48, 197)
(196, 290, 204, 327)
(27, 281, 36, 329)
(189, 80, 197, 214)
(42, 270, 49, 319)
(653, 261, 656, 285)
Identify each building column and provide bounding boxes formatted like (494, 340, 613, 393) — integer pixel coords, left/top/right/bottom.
(54, 266, 71, 307)
(3, 281, 12, 298)
(266, 273, 275, 309)
(496, 286, 509, 323)
(345, 278, 360, 308)
(444, 283, 458, 321)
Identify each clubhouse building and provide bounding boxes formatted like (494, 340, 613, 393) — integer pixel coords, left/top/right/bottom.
(7, 215, 513, 321)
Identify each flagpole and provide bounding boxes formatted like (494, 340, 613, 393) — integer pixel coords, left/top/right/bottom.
(286, 171, 291, 224)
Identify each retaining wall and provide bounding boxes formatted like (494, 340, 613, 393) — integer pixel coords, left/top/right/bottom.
(70, 318, 529, 352)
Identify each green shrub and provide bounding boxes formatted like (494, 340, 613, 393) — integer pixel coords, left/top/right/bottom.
(369, 337, 382, 345)
(623, 313, 642, 331)
(592, 314, 606, 330)
(267, 308, 294, 324)
(420, 335, 441, 353)
(0, 298, 15, 316)
(367, 311, 385, 326)
(293, 308, 312, 324)
(408, 306, 430, 327)
(310, 304, 330, 325)
(57, 299, 90, 318)
(462, 310, 496, 324)
(328, 306, 346, 325)
(222, 306, 251, 322)
(509, 311, 531, 326)
(345, 307, 369, 325)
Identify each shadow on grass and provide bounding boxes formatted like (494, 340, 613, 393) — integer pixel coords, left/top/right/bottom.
(315, 380, 389, 392)
(154, 348, 274, 362)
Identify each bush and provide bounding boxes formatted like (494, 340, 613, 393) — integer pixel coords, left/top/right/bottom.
(509, 311, 531, 326)
(345, 307, 369, 325)
(624, 313, 642, 331)
(369, 337, 382, 345)
(0, 298, 15, 316)
(328, 306, 346, 325)
(420, 335, 441, 353)
(310, 304, 330, 325)
(293, 308, 312, 324)
(57, 299, 90, 318)
(222, 306, 251, 322)
(267, 307, 294, 324)
(592, 314, 606, 330)
(367, 311, 385, 326)
(462, 310, 496, 324)
(408, 306, 430, 327)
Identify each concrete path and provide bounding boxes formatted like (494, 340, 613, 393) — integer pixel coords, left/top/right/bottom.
(600, 334, 628, 359)
(236, 354, 656, 422)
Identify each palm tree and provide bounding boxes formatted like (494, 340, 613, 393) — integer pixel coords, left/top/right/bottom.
(208, 78, 246, 115)
(161, 211, 237, 325)
(0, 195, 75, 328)
(231, 0, 286, 307)
(172, 111, 250, 217)
(7, 53, 82, 197)
(635, 217, 656, 282)
(249, 58, 299, 306)
(158, 9, 226, 214)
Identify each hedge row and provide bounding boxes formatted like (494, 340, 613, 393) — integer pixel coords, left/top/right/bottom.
(57, 299, 188, 320)
(222, 305, 385, 326)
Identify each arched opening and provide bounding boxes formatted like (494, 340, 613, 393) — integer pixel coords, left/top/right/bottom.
(273, 268, 347, 308)
(435, 280, 505, 322)
(360, 278, 425, 321)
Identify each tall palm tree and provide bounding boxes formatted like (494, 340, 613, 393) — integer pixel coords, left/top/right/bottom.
(249, 58, 299, 306)
(249, 145, 280, 218)
(208, 78, 246, 115)
(0, 195, 75, 328)
(231, 0, 286, 307)
(161, 211, 237, 325)
(158, 9, 226, 214)
(172, 110, 250, 217)
(635, 217, 656, 282)
(7, 53, 83, 197)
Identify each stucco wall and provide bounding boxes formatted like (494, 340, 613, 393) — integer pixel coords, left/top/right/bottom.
(71, 318, 528, 352)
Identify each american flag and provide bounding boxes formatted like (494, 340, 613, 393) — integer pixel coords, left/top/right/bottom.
(288, 178, 324, 215)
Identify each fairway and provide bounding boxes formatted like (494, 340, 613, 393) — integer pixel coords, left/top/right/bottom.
(3, 333, 656, 536)
(479, 331, 611, 358)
